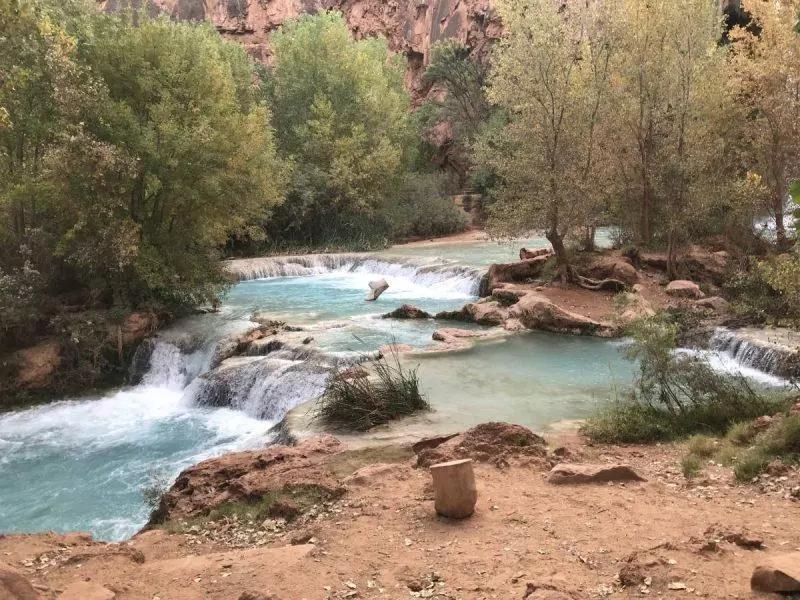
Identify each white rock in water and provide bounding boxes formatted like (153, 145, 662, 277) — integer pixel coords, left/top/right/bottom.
(365, 278, 389, 301)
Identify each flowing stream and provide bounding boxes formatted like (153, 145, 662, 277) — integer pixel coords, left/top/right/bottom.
(0, 232, 791, 541)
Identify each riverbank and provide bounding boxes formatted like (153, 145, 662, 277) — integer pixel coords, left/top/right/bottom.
(2, 423, 798, 600)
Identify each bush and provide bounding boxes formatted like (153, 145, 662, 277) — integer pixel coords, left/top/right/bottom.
(726, 253, 800, 326)
(687, 435, 717, 458)
(583, 317, 791, 443)
(728, 413, 800, 481)
(312, 351, 429, 431)
(725, 421, 758, 446)
(390, 173, 469, 240)
(681, 454, 703, 479)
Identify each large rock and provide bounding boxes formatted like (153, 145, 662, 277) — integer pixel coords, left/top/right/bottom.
(0, 567, 39, 600)
(665, 279, 703, 299)
(519, 247, 552, 260)
(583, 255, 639, 286)
(481, 256, 551, 296)
(751, 553, 800, 593)
(432, 328, 486, 350)
(365, 278, 389, 301)
(147, 436, 346, 525)
(382, 304, 431, 319)
(509, 294, 616, 337)
(695, 296, 730, 313)
(415, 422, 548, 468)
(548, 463, 646, 484)
(114, 311, 157, 346)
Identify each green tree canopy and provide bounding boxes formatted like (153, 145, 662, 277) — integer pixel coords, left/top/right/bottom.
(264, 11, 415, 246)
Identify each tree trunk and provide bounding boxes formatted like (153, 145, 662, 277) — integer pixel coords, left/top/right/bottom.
(546, 228, 572, 283)
(666, 227, 679, 281)
(430, 458, 477, 519)
(639, 186, 652, 246)
(582, 226, 596, 252)
(775, 196, 789, 251)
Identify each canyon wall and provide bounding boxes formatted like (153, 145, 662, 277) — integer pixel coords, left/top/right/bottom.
(100, 0, 502, 100)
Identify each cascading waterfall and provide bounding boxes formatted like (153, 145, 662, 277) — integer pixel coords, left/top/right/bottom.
(225, 253, 486, 296)
(708, 328, 787, 375)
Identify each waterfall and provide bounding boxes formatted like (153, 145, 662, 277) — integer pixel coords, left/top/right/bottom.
(183, 356, 332, 421)
(708, 328, 793, 376)
(224, 253, 486, 296)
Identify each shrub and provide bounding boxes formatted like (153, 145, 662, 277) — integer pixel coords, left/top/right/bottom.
(142, 469, 172, 511)
(390, 173, 469, 240)
(583, 317, 791, 443)
(687, 435, 717, 458)
(312, 351, 429, 431)
(733, 449, 772, 481)
(728, 414, 800, 481)
(725, 421, 758, 446)
(681, 454, 703, 479)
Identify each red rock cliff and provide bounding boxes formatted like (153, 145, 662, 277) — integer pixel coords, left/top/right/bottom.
(100, 0, 501, 100)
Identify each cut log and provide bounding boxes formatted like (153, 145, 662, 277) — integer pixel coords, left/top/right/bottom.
(430, 458, 478, 519)
(365, 278, 389, 301)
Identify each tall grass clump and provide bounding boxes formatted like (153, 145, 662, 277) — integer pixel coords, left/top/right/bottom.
(312, 351, 429, 431)
(733, 413, 800, 481)
(583, 318, 791, 444)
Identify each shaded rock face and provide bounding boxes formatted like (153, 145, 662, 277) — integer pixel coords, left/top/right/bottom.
(582, 256, 638, 286)
(11, 341, 61, 389)
(481, 256, 551, 296)
(101, 0, 502, 102)
(0, 567, 39, 600)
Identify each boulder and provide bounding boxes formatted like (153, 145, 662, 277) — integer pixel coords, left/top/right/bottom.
(665, 280, 703, 299)
(695, 296, 729, 313)
(751, 553, 800, 593)
(509, 294, 616, 337)
(365, 278, 389, 301)
(462, 300, 507, 326)
(491, 288, 526, 306)
(116, 311, 157, 345)
(431, 328, 486, 350)
(382, 304, 432, 319)
(583, 256, 639, 286)
(547, 463, 646, 484)
(415, 422, 548, 468)
(519, 247, 552, 260)
(481, 256, 550, 296)
(147, 435, 345, 525)
(0, 568, 39, 600)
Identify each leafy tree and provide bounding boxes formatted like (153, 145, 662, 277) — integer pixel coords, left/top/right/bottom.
(53, 10, 285, 307)
(264, 11, 415, 246)
(421, 41, 491, 183)
(475, 0, 617, 279)
(730, 0, 800, 250)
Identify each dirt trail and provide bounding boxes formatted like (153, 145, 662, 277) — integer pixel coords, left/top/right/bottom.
(2, 432, 798, 600)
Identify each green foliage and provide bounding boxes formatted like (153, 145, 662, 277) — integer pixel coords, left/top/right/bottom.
(583, 317, 791, 443)
(263, 12, 415, 248)
(0, 0, 284, 361)
(312, 351, 429, 431)
(726, 252, 800, 325)
(681, 454, 703, 479)
(687, 435, 718, 458)
(390, 174, 468, 239)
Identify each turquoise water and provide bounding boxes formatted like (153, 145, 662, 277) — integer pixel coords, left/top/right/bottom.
(0, 231, 701, 542)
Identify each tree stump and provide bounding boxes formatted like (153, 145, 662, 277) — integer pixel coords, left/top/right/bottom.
(430, 458, 477, 518)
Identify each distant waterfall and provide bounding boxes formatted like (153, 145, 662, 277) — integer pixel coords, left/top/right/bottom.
(224, 253, 486, 296)
(708, 328, 798, 377)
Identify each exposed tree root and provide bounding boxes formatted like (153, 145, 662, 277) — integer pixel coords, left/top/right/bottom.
(574, 273, 629, 292)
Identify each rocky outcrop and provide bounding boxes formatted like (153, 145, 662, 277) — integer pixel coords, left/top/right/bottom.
(431, 327, 487, 350)
(104, 0, 502, 102)
(148, 435, 346, 526)
(440, 290, 617, 336)
(414, 422, 548, 468)
(481, 255, 551, 296)
(382, 304, 432, 319)
(695, 296, 730, 313)
(509, 293, 616, 336)
(582, 256, 638, 286)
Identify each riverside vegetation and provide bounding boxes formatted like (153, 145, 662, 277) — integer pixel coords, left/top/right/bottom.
(1, 0, 800, 410)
